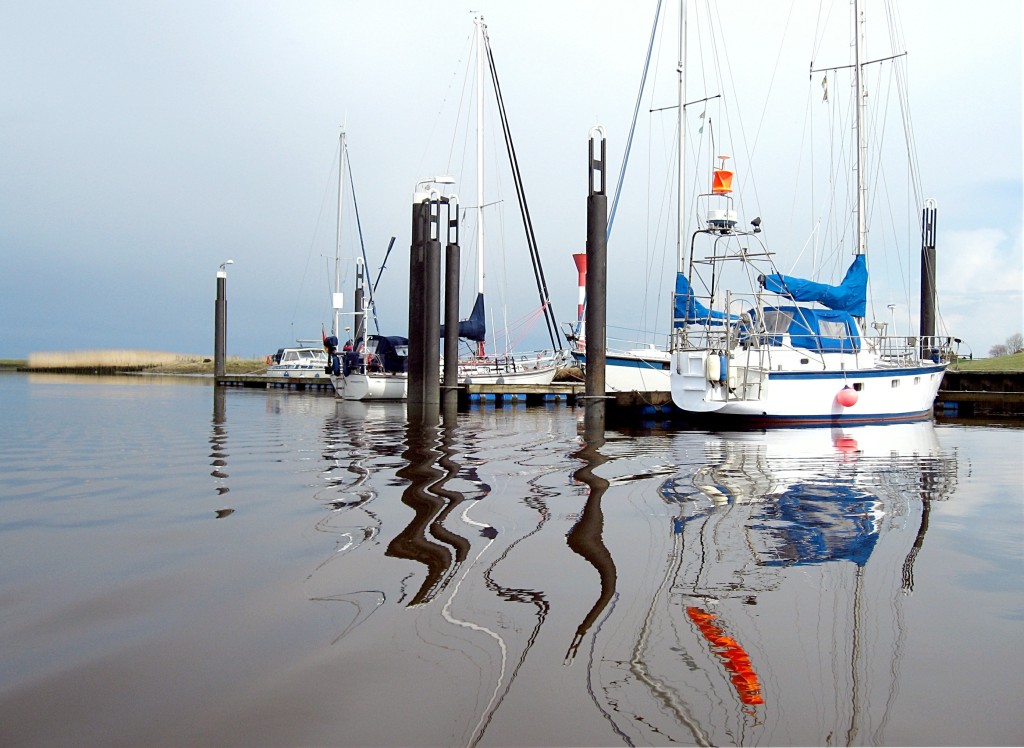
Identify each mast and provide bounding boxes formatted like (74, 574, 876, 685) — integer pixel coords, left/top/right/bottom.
(676, 0, 687, 273)
(475, 16, 486, 357)
(333, 129, 347, 339)
(854, 0, 867, 256)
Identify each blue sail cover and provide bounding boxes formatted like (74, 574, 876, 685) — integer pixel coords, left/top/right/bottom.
(759, 254, 868, 317)
(440, 292, 486, 342)
(673, 273, 737, 327)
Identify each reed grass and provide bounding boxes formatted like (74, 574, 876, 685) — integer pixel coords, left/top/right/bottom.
(25, 350, 267, 374)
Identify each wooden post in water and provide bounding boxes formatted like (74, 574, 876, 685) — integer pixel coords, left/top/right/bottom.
(442, 197, 461, 413)
(920, 198, 938, 360)
(584, 127, 608, 437)
(408, 198, 429, 410)
(214, 260, 232, 378)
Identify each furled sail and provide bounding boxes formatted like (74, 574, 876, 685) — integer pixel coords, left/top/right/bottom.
(440, 292, 486, 342)
(759, 255, 868, 317)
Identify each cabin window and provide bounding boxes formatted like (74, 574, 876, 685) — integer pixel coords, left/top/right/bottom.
(891, 379, 900, 388)
(853, 382, 864, 391)
(762, 310, 794, 335)
(819, 320, 848, 340)
(800, 358, 809, 365)
(914, 376, 921, 385)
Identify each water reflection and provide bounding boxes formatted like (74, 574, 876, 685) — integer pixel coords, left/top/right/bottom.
(614, 421, 958, 745)
(565, 426, 616, 664)
(209, 386, 230, 503)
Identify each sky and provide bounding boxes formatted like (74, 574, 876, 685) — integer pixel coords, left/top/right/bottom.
(1, 0, 1021, 360)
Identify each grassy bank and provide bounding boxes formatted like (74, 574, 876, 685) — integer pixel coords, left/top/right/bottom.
(952, 351, 1024, 372)
(22, 350, 267, 375)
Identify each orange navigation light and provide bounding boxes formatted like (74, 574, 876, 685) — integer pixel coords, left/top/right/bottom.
(712, 155, 733, 194)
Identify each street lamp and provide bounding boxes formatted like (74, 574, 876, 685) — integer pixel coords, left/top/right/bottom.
(218, 259, 235, 277)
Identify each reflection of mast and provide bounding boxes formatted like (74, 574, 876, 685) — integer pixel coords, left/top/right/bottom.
(565, 436, 617, 664)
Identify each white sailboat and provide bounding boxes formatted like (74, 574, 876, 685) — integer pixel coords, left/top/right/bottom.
(325, 131, 409, 401)
(440, 17, 565, 387)
(668, 0, 955, 425)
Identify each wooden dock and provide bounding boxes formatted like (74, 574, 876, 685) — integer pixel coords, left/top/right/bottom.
(215, 374, 335, 392)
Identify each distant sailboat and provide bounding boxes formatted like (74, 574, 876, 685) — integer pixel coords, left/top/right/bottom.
(438, 16, 567, 386)
(324, 130, 409, 401)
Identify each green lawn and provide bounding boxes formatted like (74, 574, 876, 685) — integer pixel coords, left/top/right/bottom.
(952, 351, 1024, 372)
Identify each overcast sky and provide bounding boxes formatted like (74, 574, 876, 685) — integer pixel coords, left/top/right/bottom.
(1, 0, 1020, 360)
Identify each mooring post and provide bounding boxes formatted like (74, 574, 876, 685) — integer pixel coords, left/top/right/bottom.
(423, 196, 443, 407)
(442, 196, 461, 413)
(584, 126, 608, 436)
(214, 259, 233, 378)
(920, 198, 938, 360)
(407, 197, 430, 410)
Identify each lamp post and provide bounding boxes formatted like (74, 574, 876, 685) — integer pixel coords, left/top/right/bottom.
(215, 260, 234, 378)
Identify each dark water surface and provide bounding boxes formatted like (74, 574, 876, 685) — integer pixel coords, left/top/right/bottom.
(1, 373, 1021, 747)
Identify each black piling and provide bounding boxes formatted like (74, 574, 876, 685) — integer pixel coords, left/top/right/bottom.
(354, 258, 365, 344)
(583, 126, 608, 437)
(214, 265, 228, 378)
(442, 198, 461, 413)
(408, 194, 442, 421)
(920, 199, 937, 356)
(407, 200, 429, 410)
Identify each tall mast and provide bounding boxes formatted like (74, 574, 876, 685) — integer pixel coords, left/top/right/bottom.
(676, 0, 687, 272)
(854, 0, 867, 256)
(475, 16, 486, 356)
(333, 128, 347, 338)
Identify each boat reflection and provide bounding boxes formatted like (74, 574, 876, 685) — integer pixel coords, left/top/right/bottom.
(615, 421, 958, 745)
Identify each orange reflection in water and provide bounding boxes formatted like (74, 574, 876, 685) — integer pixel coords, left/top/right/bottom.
(686, 606, 764, 706)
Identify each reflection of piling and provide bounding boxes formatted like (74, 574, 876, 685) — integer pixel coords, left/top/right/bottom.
(584, 127, 608, 435)
(214, 268, 227, 378)
(920, 199, 937, 356)
(565, 433, 615, 663)
(442, 198, 461, 413)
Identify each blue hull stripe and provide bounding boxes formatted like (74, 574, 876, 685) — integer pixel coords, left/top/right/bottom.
(768, 365, 944, 380)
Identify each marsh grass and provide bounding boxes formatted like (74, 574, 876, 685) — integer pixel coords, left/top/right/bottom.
(25, 350, 267, 374)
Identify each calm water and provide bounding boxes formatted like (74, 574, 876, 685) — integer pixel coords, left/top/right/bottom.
(0, 372, 1021, 747)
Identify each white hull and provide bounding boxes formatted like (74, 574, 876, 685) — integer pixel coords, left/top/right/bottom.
(456, 359, 559, 385)
(332, 373, 407, 401)
(572, 348, 671, 393)
(266, 365, 329, 379)
(671, 346, 946, 425)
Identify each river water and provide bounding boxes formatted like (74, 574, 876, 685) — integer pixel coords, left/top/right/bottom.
(0, 372, 1021, 747)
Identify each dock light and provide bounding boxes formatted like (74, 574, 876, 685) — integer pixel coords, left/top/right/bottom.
(218, 259, 234, 277)
(414, 175, 455, 202)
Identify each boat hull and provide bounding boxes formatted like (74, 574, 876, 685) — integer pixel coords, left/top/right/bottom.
(457, 362, 558, 386)
(671, 348, 946, 425)
(265, 365, 329, 379)
(333, 373, 407, 401)
(572, 349, 671, 393)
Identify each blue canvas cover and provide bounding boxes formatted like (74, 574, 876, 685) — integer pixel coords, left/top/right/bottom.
(440, 292, 486, 342)
(759, 254, 868, 317)
(673, 273, 737, 327)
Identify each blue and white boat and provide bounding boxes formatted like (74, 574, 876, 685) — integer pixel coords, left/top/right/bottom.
(669, 0, 955, 425)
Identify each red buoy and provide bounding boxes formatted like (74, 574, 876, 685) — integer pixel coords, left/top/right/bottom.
(836, 386, 858, 407)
